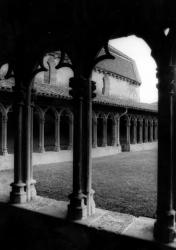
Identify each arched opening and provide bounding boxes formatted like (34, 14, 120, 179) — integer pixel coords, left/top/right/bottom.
(44, 109, 55, 151)
(60, 110, 71, 150)
(7, 110, 14, 154)
(97, 114, 104, 147)
(107, 114, 114, 146)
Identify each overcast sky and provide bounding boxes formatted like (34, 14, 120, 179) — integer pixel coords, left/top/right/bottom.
(109, 36, 158, 103)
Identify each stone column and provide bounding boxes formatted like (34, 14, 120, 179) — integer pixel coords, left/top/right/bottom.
(131, 119, 137, 144)
(68, 115, 73, 150)
(68, 77, 87, 220)
(144, 120, 148, 143)
(92, 115, 97, 148)
(111, 120, 116, 146)
(149, 121, 153, 142)
(126, 119, 130, 151)
(102, 116, 107, 147)
(139, 119, 143, 143)
(154, 63, 176, 243)
(39, 113, 45, 153)
(116, 117, 120, 146)
(54, 113, 60, 151)
(30, 93, 36, 199)
(154, 121, 158, 140)
(10, 88, 26, 203)
(2, 113, 8, 155)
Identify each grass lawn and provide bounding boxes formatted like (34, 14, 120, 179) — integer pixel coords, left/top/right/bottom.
(34, 149, 157, 218)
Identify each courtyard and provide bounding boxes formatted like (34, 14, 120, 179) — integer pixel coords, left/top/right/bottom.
(0, 149, 157, 218)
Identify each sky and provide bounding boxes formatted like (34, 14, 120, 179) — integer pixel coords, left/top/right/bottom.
(109, 35, 158, 103)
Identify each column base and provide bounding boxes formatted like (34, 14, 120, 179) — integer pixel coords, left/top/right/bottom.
(85, 189, 96, 216)
(102, 143, 107, 147)
(10, 182, 26, 204)
(38, 147, 45, 153)
(67, 192, 87, 220)
(54, 146, 60, 152)
(121, 143, 130, 152)
(30, 179, 37, 200)
(67, 145, 72, 150)
(154, 210, 176, 243)
(92, 143, 97, 148)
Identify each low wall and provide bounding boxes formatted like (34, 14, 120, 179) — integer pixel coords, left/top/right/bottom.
(0, 142, 157, 170)
(130, 142, 157, 152)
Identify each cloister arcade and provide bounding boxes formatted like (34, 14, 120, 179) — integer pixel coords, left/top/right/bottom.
(0, 102, 157, 156)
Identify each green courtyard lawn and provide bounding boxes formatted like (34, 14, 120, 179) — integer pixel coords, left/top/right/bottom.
(34, 149, 157, 218)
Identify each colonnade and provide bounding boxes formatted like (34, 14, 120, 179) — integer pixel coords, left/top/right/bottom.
(0, 103, 158, 155)
(92, 112, 158, 150)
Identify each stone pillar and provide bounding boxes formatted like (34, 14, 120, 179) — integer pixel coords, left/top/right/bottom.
(154, 121, 158, 140)
(68, 115, 73, 150)
(68, 77, 87, 220)
(92, 115, 97, 148)
(154, 64, 176, 243)
(111, 120, 116, 146)
(39, 113, 45, 153)
(139, 119, 143, 143)
(30, 93, 36, 199)
(126, 119, 130, 151)
(102, 116, 107, 147)
(131, 119, 137, 144)
(2, 113, 8, 155)
(144, 120, 148, 143)
(149, 121, 153, 142)
(10, 88, 26, 203)
(54, 113, 60, 151)
(116, 117, 120, 146)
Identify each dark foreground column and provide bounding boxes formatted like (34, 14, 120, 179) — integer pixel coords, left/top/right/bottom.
(139, 119, 143, 143)
(144, 120, 148, 143)
(154, 65, 176, 243)
(67, 77, 87, 220)
(10, 87, 26, 203)
(102, 116, 107, 147)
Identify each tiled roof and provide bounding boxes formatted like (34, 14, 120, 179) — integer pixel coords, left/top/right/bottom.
(0, 81, 157, 112)
(34, 83, 157, 112)
(96, 45, 141, 85)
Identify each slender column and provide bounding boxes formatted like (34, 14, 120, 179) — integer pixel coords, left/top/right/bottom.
(68, 115, 73, 150)
(154, 121, 158, 140)
(116, 117, 120, 146)
(144, 120, 148, 143)
(10, 88, 26, 203)
(149, 121, 153, 142)
(2, 113, 8, 155)
(139, 119, 143, 143)
(39, 113, 45, 153)
(125, 119, 130, 151)
(82, 80, 96, 216)
(154, 64, 176, 243)
(30, 94, 36, 199)
(54, 113, 60, 151)
(111, 120, 116, 146)
(68, 77, 87, 220)
(131, 119, 137, 144)
(92, 116, 97, 148)
(102, 117, 107, 147)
